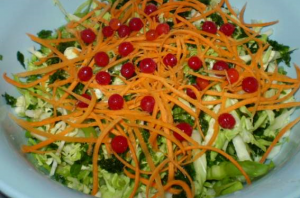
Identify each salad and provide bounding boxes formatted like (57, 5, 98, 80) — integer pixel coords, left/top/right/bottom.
(2, 0, 300, 197)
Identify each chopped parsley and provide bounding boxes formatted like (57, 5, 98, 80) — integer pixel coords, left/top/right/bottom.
(98, 155, 124, 173)
(70, 163, 82, 177)
(37, 30, 53, 39)
(268, 38, 293, 66)
(17, 51, 25, 69)
(57, 41, 76, 53)
(198, 0, 210, 5)
(49, 70, 66, 84)
(173, 105, 194, 126)
(209, 13, 224, 26)
(2, 92, 17, 107)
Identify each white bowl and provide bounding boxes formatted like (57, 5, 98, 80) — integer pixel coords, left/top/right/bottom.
(0, 0, 300, 198)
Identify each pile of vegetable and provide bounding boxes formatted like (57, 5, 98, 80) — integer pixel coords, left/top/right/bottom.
(3, 0, 300, 197)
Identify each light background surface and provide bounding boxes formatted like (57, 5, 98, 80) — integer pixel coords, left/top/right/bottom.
(0, 0, 300, 198)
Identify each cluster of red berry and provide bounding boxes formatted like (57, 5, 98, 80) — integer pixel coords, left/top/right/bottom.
(76, 4, 259, 153)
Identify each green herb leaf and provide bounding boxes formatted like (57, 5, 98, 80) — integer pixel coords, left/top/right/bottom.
(70, 163, 82, 176)
(115, 0, 130, 9)
(2, 92, 17, 107)
(209, 13, 224, 26)
(98, 156, 124, 173)
(57, 41, 76, 53)
(46, 57, 60, 66)
(37, 30, 53, 39)
(197, 0, 210, 5)
(199, 112, 209, 135)
(17, 51, 25, 69)
(26, 75, 42, 83)
(73, 83, 85, 95)
(268, 39, 293, 66)
(49, 69, 66, 84)
(173, 105, 194, 126)
(278, 67, 287, 75)
(141, 129, 150, 143)
(0, 54, 3, 61)
(173, 164, 195, 198)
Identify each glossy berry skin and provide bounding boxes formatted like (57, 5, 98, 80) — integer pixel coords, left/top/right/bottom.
(227, 68, 239, 84)
(218, 113, 236, 129)
(108, 94, 124, 110)
(174, 122, 193, 141)
(109, 18, 121, 30)
(186, 84, 201, 99)
(77, 93, 91, 108)
(144, 4, 158, 16)
(118, 42, 134, 57)
(118, 25, 131, 38)
(78, 66, 93, 82)
(139, 58, 157, 74)
(156, 23, 170, 36)
(163, 53, 177, 67)
(95, 71, 111, 85)
(213, 61, 229, 76)
(146, 29, 158, 41)
(220, 23, 236, 37)
(242, 77, 259, 93)
(196, 77, 210, 91)
(188, 56, 203, 70)
(102, 26, 114, 38)
(111, 135, 128, 154)
(81, 28, 96, 44)
(129, 17, 144, 31)
(141, 95, 155, 113)
(121, 62, 135, 79)
(94, 52, 109, 67)
(202, 21, 218, 34)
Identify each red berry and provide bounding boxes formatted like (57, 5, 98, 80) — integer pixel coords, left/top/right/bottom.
(111, 135, 128, 154)
(129, 17, 144, 32)
(121, 62, 135, 79)
(140, 58, 157, 74)
(78, 66, 93, 82)
(188, 56, 203, 70)
(95, 71, 111, 85)
(186, 84, 201, 99)
(163, 53, 177, 67)
(118, 42, 134, 57)
(146, 29, 158, 41)
(77, 93, 91, 108)
(144, 4, 158, 16)
(141, 96, 155, 113)
(174, 122, 193, 141)
(196, 77, 210, 91)
(81, 28, 96, 44)
(202, 21, 218, 34)
(118, 25, 131, 38)
(108, 94, 124, 110)
(227, 68, 239, 84)
(220, 23, 236, 37)
(109, 18, 121, 30)
(156, 23, 170, 36)
(218, 113, 236, 129)
(213, 61, 229, 76)
(102, 26, 114, 38)
(94, 52, 109, 67)
(242, 77, 259, 93)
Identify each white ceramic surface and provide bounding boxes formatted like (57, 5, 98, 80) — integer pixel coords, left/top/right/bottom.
(0, 0, 300, 198)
